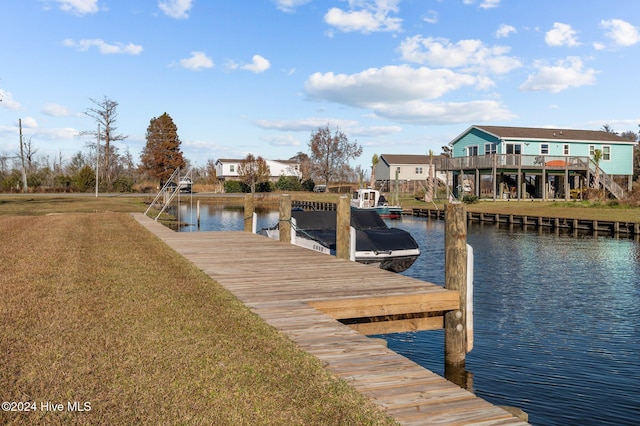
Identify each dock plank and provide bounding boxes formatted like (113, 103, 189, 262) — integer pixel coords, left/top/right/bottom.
(131, 213, 529, 425)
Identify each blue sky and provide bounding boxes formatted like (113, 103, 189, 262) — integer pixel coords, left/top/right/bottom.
(1, 0, 639, 172)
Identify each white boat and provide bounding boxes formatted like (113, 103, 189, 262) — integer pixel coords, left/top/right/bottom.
(258, 209, 420, 273)
(350, 188, 403, 219)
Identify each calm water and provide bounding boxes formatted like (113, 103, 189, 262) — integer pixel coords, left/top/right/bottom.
(173, 204, 640, 425)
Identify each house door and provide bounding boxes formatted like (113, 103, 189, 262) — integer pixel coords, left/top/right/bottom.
(505, 143, 522, 166)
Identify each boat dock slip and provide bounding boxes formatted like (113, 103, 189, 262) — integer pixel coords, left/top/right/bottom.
(132, 213, 529, 425)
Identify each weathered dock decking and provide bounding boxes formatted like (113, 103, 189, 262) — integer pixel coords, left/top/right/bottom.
(132, 213, 529, 425)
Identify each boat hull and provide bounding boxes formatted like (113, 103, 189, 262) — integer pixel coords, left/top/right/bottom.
(258, 209, 420, 273)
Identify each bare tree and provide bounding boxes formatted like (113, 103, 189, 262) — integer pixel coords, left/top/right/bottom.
(238, 154, 270, 193)
(84, 96, 128, 188)
(600, 124, 616, 134)
(308, 125, 362, 185)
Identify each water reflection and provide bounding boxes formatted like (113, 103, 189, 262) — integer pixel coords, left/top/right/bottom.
(172, 204, 640, 426)
(390, 216, 640, 426)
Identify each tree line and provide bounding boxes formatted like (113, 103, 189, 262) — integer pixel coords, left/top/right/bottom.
(1, 96, 365, 193)
(3, 97, 639, 194)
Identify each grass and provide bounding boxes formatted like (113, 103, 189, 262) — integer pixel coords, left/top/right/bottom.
(0, 210, 397, 425)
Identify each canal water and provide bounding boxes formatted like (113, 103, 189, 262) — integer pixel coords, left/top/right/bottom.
(173, 203, 640, 425)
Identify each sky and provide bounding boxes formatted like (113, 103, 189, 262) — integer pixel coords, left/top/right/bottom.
(1, 0, 640, 173)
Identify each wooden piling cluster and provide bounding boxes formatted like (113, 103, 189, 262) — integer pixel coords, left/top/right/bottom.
(413, 207, 640, 238)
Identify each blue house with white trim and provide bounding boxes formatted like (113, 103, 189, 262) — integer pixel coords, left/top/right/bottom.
(442, 125, 637, 200)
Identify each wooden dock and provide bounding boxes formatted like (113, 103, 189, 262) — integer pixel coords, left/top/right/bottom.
(132, 213, 529, 425)
(413, 207, 640, 238)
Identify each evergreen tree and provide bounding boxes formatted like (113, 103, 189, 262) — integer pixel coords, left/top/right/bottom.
(139, 113, 186, 182)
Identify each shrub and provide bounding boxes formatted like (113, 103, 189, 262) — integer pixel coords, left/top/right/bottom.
(224, 180, 246, 193)
(275, 176, 303, 191)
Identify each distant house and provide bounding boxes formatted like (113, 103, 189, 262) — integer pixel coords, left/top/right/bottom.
(215, 158, 301, 182)
(373, 154, 449, 192)
(443, 125, 637, 200)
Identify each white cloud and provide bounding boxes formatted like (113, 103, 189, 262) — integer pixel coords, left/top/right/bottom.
(423, 10, 438, 24)
(179, 51, 214, 70)
(261, 134, 301, 147)
(479, 0, 501, 9)
(158, 0, 193, 19)
(545, 22, 580, 47)
(51, 0, 99, 15)
(371, 100, 515, 124)
(21, 117, 39, 128)
(241, 55, 271, 73)
(255, 118, 360, 132)
(272, 0, 311, 13)
(463, 0, 502, 9)
(42, 103, 74, 117)
(496, 24, 516, 39)
(324, 0, 402, 33)
(398, 36, 522, 75)
(600, 19, 640, 47)
(520, 57, 597, 93)
(303, 65, 515, 125)
(0, 89, 22, 110)
(305, 65, 480, 105)
(349, 125, 402, 137)
(63, 38, 143, 55)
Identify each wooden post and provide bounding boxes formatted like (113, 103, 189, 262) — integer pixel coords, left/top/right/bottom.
(244, 194, 254, 232)
(197, 199, 201, 228)
(279, 194, 292, 243)
(336, 195, 351, 260)
(444, 203, 467, 369)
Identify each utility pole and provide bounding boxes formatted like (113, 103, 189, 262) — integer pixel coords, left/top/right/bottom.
(95, 123, 100, 197)
(18, 118, 27, 193)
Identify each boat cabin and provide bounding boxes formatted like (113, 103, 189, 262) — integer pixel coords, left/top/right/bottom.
(351, 189, 387, 209)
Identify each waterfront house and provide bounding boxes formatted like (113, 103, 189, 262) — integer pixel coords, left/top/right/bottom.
(373, 154, 449, 193)
(215, 158, 301, 182)
(442, 125, 637, 200)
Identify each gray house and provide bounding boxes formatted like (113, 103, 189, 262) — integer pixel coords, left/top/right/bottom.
(442, 125, 637, 200)
(373, 154, 448, 193)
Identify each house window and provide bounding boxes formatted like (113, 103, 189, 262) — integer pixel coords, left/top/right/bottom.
(485, 143, 496, 155)
(467, 145, 479, 156)
(415, 167, 423, 174)
(589, 145, 595, 156)
(563, 144, 570, 155)
(540, 144, 549, 155)
(603, 145, 611, 160)
(505, 143, 522, 155)
(230, 165, 235, 172)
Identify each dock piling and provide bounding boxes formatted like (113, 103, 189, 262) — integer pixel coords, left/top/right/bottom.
(279, 194, 292, 243)
(243, 194, 254, 232)
(336, 195, 351, 260)
(444, 203, 468, 369)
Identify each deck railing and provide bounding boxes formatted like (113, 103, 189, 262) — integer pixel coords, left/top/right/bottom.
(437, 154, 625, 199)
(437, 154, 590, 170)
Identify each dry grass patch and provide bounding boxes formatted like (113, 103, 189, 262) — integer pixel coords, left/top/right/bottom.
(0, 195, 148, 216)
(0, 213, 397, 425)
